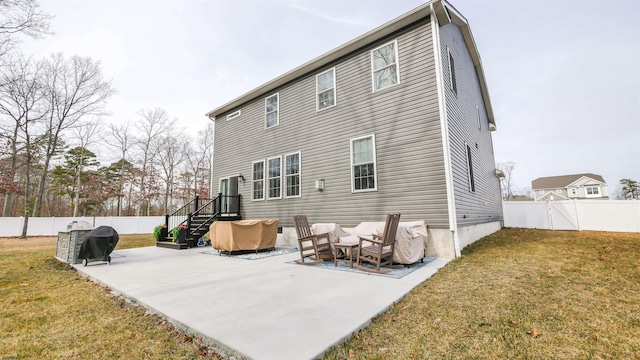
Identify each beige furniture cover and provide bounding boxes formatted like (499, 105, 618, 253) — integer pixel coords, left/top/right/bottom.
(339, 221, 427, 264)
(310, 223, 350, 252)
(210, 219, 278, 251)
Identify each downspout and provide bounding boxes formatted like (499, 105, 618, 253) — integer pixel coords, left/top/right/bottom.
(430, 4, 461, 257)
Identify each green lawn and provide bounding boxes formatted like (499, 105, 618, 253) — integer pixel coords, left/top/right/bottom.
(0, 234, 223, 359)
(1, 229, 639, 359)
(323, 229, 640, 359)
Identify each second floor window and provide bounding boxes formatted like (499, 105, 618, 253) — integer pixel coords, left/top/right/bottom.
(448, 48, 457, 94)
(316, 68, 336, 110)
(265, 93, 279, 128)
(371, 40, 399, 91)
(586, 186, 600, 197)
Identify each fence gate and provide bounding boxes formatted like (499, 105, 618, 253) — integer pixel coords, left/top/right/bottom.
(548, 201, 579, 230)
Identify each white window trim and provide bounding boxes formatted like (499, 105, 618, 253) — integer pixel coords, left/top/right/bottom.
(265, 93, 279, 129)
(316, 68, 336, 112)
(476, 106, 481, 130)
(251, 160, 266, 201)
(585, 186, 601, 198)
(284, 151, 302, 198)
(350, 134, 378, 193)
(267, 156, 282, 200)
(447, 47, 457, 94)
(465, 142, 475, 193)
(371, 40, 400, 93)
(226, 110, 241, 121)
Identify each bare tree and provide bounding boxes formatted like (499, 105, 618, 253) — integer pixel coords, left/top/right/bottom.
(0, 54, 45, 237)
(133, 107, 175, 215)
(31, 53, 116, 216)
(195, 122, 214, 197)
(0, 0, 52, 58)
(497, 161, 516, 200)
(69, 118, 100, 216)
(156, 131, 188, 213)
(106, 120, 133, 216)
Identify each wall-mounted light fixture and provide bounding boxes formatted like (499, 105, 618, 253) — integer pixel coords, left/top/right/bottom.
(238, 174, 245, 183)
(315, 179, 325, 191)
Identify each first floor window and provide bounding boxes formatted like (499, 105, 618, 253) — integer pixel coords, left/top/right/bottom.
(252, 161, 265, 201)
(351, 135, 377, 192)
(466, 144, 475, 192)
(267, 157, 281, 199)
(285, 152, 300, 197)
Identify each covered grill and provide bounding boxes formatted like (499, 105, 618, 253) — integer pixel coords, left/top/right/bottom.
(78, 226, 119, 266)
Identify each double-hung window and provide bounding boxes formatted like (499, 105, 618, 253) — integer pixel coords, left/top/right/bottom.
(265, 93, 279, 128)
(448, 47, 457, 94)
(585, 186, 600, 197)
(316, 69, 336, 111)
(350, 135, 377, 192)
(285, 152, 301, 197)
(267, 156, 282, 199)
(371, 40, 399, 91)
(466, 143, 475, 192)
(252, 161, 265, 201)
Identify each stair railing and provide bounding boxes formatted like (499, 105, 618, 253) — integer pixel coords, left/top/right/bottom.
(165, 194, 243, 240)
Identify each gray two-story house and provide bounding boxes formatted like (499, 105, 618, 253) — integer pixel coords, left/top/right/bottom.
(205, 0, 502, 258)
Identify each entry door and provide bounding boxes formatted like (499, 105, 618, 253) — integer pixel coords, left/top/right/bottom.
(219, 176, 240, 214)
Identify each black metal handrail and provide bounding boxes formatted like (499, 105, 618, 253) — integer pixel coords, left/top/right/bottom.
(164, 194, 242, 240)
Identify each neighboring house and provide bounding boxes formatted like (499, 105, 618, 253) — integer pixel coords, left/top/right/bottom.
(531, 174, 608, 201)
(205, 0, 502, 259)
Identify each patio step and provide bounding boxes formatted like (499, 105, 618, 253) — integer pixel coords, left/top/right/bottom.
(156, 240, 189, 250)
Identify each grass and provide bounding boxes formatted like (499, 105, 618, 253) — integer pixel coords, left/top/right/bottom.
(322, 229, 640, 360)
(0, 234, 223, 359)
(1, 229, 639, 359)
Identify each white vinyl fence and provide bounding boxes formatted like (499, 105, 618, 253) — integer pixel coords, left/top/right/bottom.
(0, 216, 164, 237)
(503, 200, 640, 233)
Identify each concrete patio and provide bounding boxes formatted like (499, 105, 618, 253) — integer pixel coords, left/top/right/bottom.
(74, 246, 449, 360)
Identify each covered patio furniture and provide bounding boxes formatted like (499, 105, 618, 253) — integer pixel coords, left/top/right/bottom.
(293, 215, 331, 265)
(210, 219, 278, 253)
(355, 213, 401, 274)
(342, 221, 427, 264)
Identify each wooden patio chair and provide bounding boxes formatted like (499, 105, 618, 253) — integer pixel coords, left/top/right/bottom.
(355, 213, 401, 274)
(293, 215, 332, 265)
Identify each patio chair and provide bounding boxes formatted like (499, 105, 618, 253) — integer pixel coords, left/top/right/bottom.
(293, 215, 332, 265)
(355, 213, 401, 274)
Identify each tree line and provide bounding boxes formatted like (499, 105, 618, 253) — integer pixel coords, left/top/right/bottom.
(0, 0, 214, 237)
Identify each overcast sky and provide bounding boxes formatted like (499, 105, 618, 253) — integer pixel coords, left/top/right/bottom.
(19, 0, 640, 195)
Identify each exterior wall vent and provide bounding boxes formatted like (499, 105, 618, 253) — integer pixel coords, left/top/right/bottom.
(226, 110, 241, 121)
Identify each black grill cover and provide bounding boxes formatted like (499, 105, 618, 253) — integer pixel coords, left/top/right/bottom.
(78, 226, 119, 262)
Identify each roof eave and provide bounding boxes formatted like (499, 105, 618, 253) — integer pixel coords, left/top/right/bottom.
(205, 0, 497, 131)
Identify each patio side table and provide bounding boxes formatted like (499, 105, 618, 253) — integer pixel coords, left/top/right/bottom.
(334, 242, 359, 268)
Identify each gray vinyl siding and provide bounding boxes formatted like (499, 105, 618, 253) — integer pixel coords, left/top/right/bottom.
(439, 23, 503, 226)
(213, 17, 450, 228)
